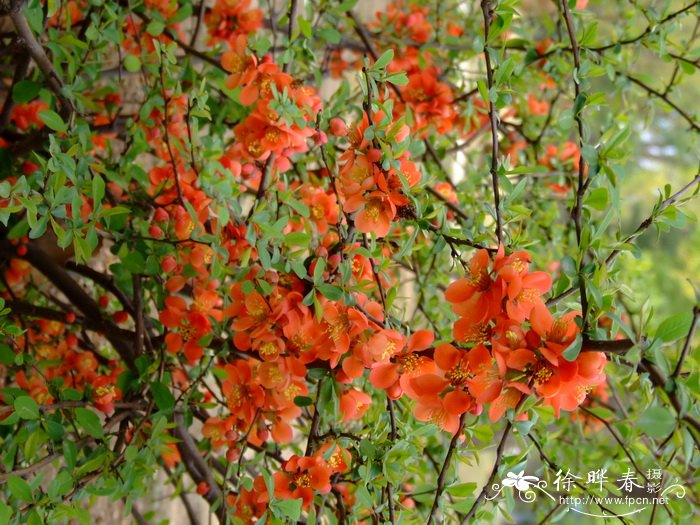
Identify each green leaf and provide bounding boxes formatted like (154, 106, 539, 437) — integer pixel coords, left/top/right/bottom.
(373, 49, 394, 70)
(284, 231, 309, 246)
(7, 475, 33, 502)
(0, 343, 16, 366)
(287, 199, 309, 217)
(92, 175, 105, 204)
(75, 407, 104, 439)
(298, 17, 312, 39)
(317, 284, 343, 301)
(446, 482, 477, 497)
(319, 27, 341, 45)
(48, 470, 74, 500)
(124, 55, 141, 73)
(0, 501, 13, 522)
(14, 396, 40, 420)
(122, 251, 146, 273)
(146, 20, 165, 36)
(12, 80, 41, 104)
(385, 72, 408, 86)
(638, 406, 676, 439)
(656, 312, 693, 342)
(293, 396, 313, 407)
(585, 187, 609, 210)
(562, 332, 583, 361)
(271, 498, 302, 520)
(39, 110, 67, 133)
(150, 381, 175, 411)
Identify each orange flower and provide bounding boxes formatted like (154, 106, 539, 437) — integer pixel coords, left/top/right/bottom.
(408, 343, 482, 432)
(273, 455, 332, 508)
(527, 94, 549, 116)
(401, 69, 457, 136)
(345, 191, 398, 237)
(529, 302, 580, 363)
(202, 416, 235, 448)
(339, 388, 371, 422)
(92, 375, 121, 414)
(161, 442, 181, 468)
(445, 249, 503, 325)
(159, 296, 211, 363)
(369, 329, 435, 398)
(206, 0, 263, 44)
(10, 100, 49, 131)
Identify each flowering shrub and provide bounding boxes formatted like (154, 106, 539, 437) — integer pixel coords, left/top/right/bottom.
(0, 0, 698, 523)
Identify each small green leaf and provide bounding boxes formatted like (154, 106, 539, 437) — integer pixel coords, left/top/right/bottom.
(0, 501, 13, 522)
(7, 475, 33, 502)
(271, 498, 302, 520)
(317, 284, 343, 301)
(12, 80, 41, 104)
(385, 72, 408, 86)
(293, 396, 313, 407)
(0, 343, 16, 366)
(446, 482, 477, 497)
(656, 312, 693, 342)
(146, 20, 165, 36)
(124, 55, 141, 73)
(562, 332, 583, 361)
(151, 381, 175, 411)
(92, 175, 105, 204)
(39, 110, 67, 133)
(373, 49, 394, 70)
(14, 396, 40, 420)
(585, 187, 608, 210)
(75, 407, 104, 439)
(638, 406, 676, 439)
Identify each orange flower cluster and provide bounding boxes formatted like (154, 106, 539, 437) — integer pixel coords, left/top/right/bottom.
(372, 2, 461, 137)
(221, 37, 323, 174)
(393, 246, 606, 432)
(205, 0, 263, 45)
(2, 320, 122, 413)
(224, 444, 351, 519)
(10, 100, 48, 131)
(335, 112, 421, 237)
(373, 0, 433, 44)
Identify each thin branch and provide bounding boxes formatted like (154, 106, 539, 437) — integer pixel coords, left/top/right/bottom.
(671, 306, 700, 381)
(590, 2, 700, 53)
(623, 74, 700, 133)
(606, 171, 700, 267)
(8, 0, 75, 116)
(528, 436, 628, 524)
(480, 0, 503, 244)
(561, 0, 590, 333)
(459, 418, 512, 524)
(426, 412, 467, 524)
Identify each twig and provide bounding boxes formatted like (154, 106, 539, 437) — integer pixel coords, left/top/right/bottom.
(528, 436, 628, 524)
(480, 0, 503, 244)
(578, 406, 648, 482)
(304, 377, 325, 456)
(671, 306, 700, 381)
(245, 155, 275, 222)
(606, 171, 700, 267)
(426, 412, 467, 524)
(623, 74, 700, 133)
(8, 0, 75, 117)
(561, 0, 590, 333)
